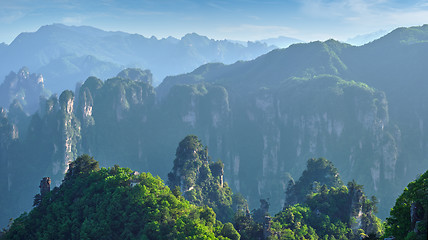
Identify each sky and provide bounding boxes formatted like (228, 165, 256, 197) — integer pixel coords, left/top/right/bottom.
(0, 0, 428, 44)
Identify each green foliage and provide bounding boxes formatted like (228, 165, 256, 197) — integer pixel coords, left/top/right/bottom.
(384, 170, 427, 240)
(233, 213, 263, 240)
(269, 204, 319, 240)
(64, 154, 100, 181)
(306, 185, 351, 223)
(221, 222, 240, 240)
(1, 155, 237, 240)
(306, 182, 383, 238)
(272, 158, 383, 240)
(251, 199, 270, 223)
(168, 135, 236, 223)
(116, 68, 153, 85)
(285, 158, 343, 206)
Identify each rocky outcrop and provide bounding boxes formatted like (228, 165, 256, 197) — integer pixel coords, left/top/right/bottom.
(39, 177, 51, 196)
(0, 67, 48, 114)
(58, 91, 81, 175)
(167, 135, 235, 222)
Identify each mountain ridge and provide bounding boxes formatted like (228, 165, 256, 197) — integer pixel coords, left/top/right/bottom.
(0, 23, 277, 93)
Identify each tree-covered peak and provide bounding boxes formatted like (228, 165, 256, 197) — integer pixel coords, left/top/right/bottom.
(64, 154, 99, 181)
(80, 76, 104, 92)
(116, 68, 153, 85)
(368, 24, 428, 47)
(285, 158, 343, 206)
(297, 157, 342, 187)
(168, 135, 241, 223)
(172, 135, 208, 174)
(271, 158, 383, 239)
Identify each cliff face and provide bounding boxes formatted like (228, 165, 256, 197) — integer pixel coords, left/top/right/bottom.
(58, 91, 81, 175)
(207, 76, 397, 214)
(0, 108, 18, 193)
(76, 75, 156, 169)
(0, 109, 22, 226)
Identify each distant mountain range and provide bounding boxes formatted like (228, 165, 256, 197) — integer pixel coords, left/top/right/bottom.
(0, 24, 278, 93)
(1, 24, 428, 228)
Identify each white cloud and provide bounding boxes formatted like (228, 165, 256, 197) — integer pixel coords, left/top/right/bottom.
(295, 0, 428, 40)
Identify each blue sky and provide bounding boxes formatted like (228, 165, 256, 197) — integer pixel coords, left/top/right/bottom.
(1, 0, 428, 44)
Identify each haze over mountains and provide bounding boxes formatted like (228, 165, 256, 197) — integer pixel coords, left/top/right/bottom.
(345, 30, 390, 46)
(0, 24, 427, 233)
(0, 24, 278, 95)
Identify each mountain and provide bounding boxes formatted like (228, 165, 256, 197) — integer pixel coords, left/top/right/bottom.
(0, 24, 275, 93)
(1, 25, 428, 228)
(167, 135, 239, 223)
(0, 67, 50, 114)
(270, 158, 383, 239)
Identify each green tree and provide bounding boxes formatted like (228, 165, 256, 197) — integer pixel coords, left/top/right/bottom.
(64, 154, 100, 181)
(285, 158, 343, 207)
(222, 222, 240, 240)
(167, 135, 237, 223)
(384, 170, 427, 240)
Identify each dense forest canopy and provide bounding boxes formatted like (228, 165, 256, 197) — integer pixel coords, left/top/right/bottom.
(1, 154, 240, 240)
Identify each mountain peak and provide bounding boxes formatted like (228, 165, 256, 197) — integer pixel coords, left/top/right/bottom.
(181, 32, 210, 42)
(37, 23, 111, 37)
(370, 24, 428, 46)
